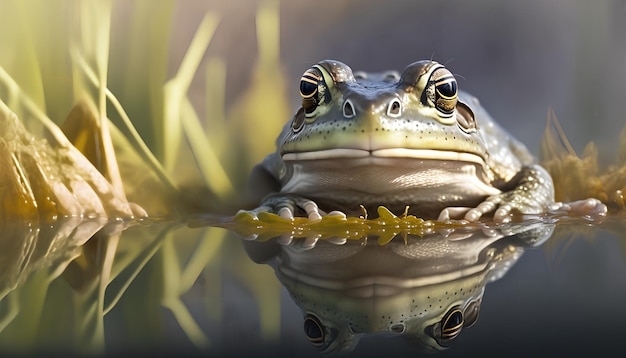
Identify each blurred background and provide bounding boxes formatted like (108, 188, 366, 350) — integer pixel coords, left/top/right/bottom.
(114, 0, 626, 159)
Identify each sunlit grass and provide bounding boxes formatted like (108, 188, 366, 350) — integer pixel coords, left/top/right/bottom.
(0, 0, 288, 219)
(162, 13, 229, 192)
(0, 0, 285, 354)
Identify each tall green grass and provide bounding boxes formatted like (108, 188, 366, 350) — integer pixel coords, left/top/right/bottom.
(0, 0, 284, 353)
(0, 0, 289, 217)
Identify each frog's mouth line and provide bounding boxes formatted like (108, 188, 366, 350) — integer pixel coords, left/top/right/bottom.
(282, 148, 486, 166)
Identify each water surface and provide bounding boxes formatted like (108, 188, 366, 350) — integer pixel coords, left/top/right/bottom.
(0, 214, 623, 356)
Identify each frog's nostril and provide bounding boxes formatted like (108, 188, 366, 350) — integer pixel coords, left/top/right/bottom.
(387, 98, 402, 118)
(343, 99, 355, 118)
(389, 323, 405, 333)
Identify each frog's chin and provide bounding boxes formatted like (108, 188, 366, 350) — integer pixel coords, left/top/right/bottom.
(278, 156, 500, 217)
(282, 148, 486, 167)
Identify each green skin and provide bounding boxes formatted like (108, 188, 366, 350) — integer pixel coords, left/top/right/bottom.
(275, 238, 498, 353)
(249, 60, 602, 221)
(243, 60, 606, 352)
(242, 222, 553, 352)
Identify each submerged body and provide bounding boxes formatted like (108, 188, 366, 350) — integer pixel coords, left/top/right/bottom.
(249, 60, 591, 221)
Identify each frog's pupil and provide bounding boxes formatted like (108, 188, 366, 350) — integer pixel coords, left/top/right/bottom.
(300, 78, 319, 99)
(441, 307, 464, 339)
(303, 315, 325, 345)
(435, 79, 457, 99)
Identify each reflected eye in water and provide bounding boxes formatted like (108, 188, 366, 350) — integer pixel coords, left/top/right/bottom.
(426, 305, 465, 348)
(303, 314, 326, 347)
(441, 306, 464, 340)
(426, 300, 483, 349)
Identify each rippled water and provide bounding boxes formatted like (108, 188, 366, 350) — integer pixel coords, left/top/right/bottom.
(0, 214, 623, 356)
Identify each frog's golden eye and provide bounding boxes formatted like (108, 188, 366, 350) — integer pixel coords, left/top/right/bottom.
(300, 68, 330, 116)
(441, 306, 464, 341)
(425, 305, 464, 348)
(300, 69, 320, 100)
(303, 314, 326, 347)
(431, 68, 458, 115)
(426, 302, 481, 349)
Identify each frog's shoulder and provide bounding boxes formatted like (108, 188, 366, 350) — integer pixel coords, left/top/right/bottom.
(248, 152, 283, 204)
(459, 91, 534, 175)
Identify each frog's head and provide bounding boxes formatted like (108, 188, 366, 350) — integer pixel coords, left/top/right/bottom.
(291, 280, 485, 353)
(279, 60, 486, 165)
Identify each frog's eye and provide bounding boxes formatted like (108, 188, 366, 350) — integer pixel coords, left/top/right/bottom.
(440, 306, 464, 341)
(424, 301, 482, 349)
(300, 67, 330, 116)
(430, 68, 458, 116)
(425, 305, 464, 348)
(303, 314, 326, 347)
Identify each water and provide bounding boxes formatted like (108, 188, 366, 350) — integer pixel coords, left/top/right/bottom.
(0, 214, 623, 356)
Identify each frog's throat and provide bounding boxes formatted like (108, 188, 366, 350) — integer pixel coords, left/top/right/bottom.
(282, 148, 486, 166)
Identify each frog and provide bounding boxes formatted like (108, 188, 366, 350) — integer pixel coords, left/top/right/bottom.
(248, 59, 606, 222)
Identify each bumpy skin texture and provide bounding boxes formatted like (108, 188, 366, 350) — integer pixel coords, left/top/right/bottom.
(247, 60, 605, 222)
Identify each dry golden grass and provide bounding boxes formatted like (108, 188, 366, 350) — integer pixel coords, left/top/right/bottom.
(541, 109, 626, 213)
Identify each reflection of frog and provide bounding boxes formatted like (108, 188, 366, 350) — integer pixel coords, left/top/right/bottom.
(242, 223, 553, 352)
(249, 60, 605, 221)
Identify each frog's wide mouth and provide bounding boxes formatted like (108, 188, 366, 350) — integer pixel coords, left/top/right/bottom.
(281, 148, 486, 166)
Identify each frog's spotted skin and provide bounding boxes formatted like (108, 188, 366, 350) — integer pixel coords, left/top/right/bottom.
(248, 60, 605, 222)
